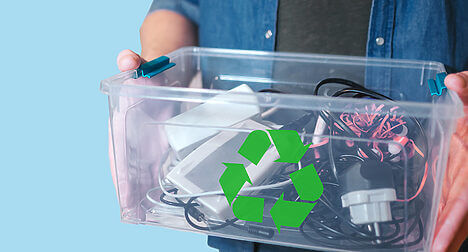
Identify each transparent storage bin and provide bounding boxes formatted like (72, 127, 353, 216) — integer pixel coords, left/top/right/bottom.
(100, 47, 463, 251)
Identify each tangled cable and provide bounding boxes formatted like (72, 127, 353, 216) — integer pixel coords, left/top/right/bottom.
(148, 77, 430, 249)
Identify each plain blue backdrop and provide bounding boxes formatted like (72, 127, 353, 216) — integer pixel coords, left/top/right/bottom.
(0, 1, 211, 251)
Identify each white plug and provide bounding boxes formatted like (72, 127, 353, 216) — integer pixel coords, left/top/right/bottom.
(341, 188, 396, 224)
(165, 119, 282, 220)
(164, 84, 260, 159)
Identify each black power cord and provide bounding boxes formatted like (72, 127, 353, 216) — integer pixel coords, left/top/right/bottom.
(261, 79, 428, 249)
(155, 79, 429, 249)
(159, 189, 275, 239)
(299, 165, 424, 249)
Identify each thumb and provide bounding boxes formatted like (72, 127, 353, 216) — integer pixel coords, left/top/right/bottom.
(117, 49, 142, 72)
(445, 71, 468, 106)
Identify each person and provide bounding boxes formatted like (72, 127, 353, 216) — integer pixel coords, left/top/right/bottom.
(115, 1, 468, 251)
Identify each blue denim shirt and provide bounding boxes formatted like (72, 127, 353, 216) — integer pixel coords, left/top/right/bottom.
(150, 0, 467, 73)
(148, 1, 467, 251)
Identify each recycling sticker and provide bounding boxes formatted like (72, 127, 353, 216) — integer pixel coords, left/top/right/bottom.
(219, 130, 324, 233)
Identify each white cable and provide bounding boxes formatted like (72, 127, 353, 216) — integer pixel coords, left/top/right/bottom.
(145, 187, 181, 209)
(146, 153, 295, 199)
(145, 132, 297, 203)
(154, 175, 293, 199)
(146, 157, 327, 204)
(260, 107, 279, 118)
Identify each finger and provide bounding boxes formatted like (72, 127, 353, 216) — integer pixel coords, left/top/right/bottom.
(117, 49, 142, 72)
(445, 71, 468, 106)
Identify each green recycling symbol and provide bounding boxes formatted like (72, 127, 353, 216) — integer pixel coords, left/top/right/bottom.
(219, 130, 324, 233)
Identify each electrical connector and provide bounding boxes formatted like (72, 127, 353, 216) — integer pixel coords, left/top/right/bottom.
(341, 188, 396, 224)
(339, 160, 396, 224)
(164, 84, 260, 159)
(165, 119, 282, 220)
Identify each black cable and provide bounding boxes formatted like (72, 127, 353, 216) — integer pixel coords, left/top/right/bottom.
(259, 79, 428, 166)
(159, 190, 276, 239)
(159, 190, 240, 231)
(183, 197, 238, 231)
(320, 109, 381, 160)
(230, 222, 275, 239)
(328, 82, 428, 164)
(258, 88, 284, 93)
(259, 83, 422, 164)
(314, 78, 367, 96)
(300, 183, 423, 248)
(156, 79, 429, 249)
(159, 188, 186, 207)
(332, 87, 393, 100)
(302, 212, 422, 249)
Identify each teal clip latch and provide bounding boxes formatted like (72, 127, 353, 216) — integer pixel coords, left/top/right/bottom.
(427, 72, 447, 96)
(136, 56, 175, 78)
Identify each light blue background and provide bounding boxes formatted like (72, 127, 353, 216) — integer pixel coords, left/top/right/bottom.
(0, 1, 211, 251)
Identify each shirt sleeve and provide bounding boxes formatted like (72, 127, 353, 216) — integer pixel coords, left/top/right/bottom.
(148, 0, 199, 25)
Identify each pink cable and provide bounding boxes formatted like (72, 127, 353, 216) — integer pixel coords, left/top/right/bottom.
(380, 121, 406, 136)
(339, 104, 414, 163)
(308, 138, 329, 148)
(396, 162, 428, 202)
(410, 139, 425, 157)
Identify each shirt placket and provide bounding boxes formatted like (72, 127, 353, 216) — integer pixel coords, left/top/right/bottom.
(366, 0, 396, 96)
(261, 0, 279, 51)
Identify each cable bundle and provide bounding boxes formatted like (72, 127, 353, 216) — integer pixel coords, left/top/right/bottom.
(148, 78, 430, 249)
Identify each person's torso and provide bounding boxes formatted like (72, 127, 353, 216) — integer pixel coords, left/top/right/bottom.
(198, 0, 466, 72)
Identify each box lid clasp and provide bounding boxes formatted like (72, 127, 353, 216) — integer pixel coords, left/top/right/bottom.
(136, 56, 176, 78)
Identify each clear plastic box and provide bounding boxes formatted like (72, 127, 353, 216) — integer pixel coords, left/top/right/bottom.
(100, 47, 463, 251)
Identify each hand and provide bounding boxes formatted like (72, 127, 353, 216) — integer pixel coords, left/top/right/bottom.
(107, 9, 197, 216)
(109, 49, 143, 190)
(110, 49, 170, 207)
(433, 71, 468, 252)
(117, 49, 143, 71)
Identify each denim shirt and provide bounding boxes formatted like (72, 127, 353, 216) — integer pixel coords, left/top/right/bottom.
(150, 0, 467, 73)
(148, 1, 467, 251)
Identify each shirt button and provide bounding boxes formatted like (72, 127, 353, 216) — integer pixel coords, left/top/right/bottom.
(376, 37, 385, 46)
(265, 30, 273, 39)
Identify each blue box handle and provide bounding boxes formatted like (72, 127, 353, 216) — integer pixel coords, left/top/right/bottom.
(427, 72, 447, 96)
(136, 56, 176, 78)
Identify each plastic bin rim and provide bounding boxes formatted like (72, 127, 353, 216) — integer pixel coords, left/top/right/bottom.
(100, 47, 464, 119)
(169, 47, 449, 70)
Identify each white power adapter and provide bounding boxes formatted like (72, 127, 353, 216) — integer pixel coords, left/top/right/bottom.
(164, 84, 260, 159)
(339, 160, 397, 225)
(341, 188, 396, 224)
(165, 119, 282, 221)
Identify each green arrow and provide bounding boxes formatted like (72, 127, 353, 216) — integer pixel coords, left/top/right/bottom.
(238, 130, 271, 165)
(232, 196, 264, 222)
(219, 163, 251, 205)
(267, 130, 310, 163)
(290, 163, 323, 202)
(270, 193, 316, 233)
